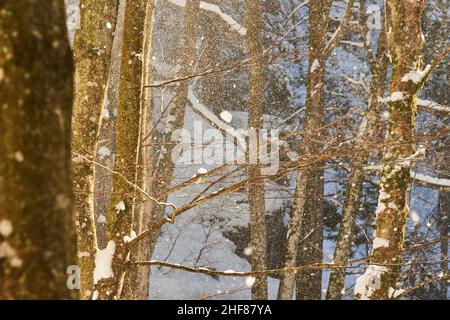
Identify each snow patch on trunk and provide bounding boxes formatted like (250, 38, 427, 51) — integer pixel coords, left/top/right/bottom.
(93, 240, 116, 284)
(354, 265, 388, 300)
(372, 237, 390, 250)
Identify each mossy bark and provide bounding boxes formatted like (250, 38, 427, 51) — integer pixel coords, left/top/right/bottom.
(122, 0, 157, 300)
(94, 0, 147, 300)
(0, 0, 76, 299)
(72, 0, 119, 300)
(356, 0, 426, 300)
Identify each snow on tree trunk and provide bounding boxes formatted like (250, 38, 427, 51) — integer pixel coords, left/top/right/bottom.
(355, 0, 426, 300)
(327, 25, 389, 300)
(93, 0, 147, 300)
(0, 0, 76, 299)
(244, 0, 268, 300)
(72, 0, 119, 299)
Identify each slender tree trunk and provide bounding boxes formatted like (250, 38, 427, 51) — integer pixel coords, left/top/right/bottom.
(278, 0, 332, 300)
(0, 0, 76, 299)
(244, 0, 268, 300)
(326, 25, 389, 300)
(72, 0, 119, 299)
(122, 0, 158, 300)
(94, 0, 147, 300)
(146, 0, 200, 267)
(355, 0, 426, 300)
(94, 0, 126, 250)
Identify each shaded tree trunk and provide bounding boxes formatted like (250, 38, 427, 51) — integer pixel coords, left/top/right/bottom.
(355, 0, 426, 300)
(72, 0, 119, 299)
(0, 0, 76, 299)
(278, 0, 332, 300)
(244, 0, 268, 300)
(279, 0, 355, 300)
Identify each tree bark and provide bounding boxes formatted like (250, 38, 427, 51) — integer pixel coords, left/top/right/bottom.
(355, 0, 426, 300)
(72, 0, 119, 299)
(93, 0, 126, 250)
(122, 0, 158, 300)
(0, 0, 76, 299)
(244, 0, 268, 300)
(94, 0, 147, 300)
(278, 0, 332, 300)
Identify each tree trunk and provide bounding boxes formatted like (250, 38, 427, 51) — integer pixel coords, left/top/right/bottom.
(94, 0, 147, 300)
(326, 23, 388, 300)
(355, 0, 426, 300)
(72, 0, 119, 299)
(0, 0, 76, 299)
(94, 0, 126, 250)
(122, 0, 158, 300)
(278, 0, 332, 300)
(244, 0, 268, 300)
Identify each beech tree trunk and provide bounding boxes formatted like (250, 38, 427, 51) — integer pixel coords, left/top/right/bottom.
(244, 0, 268, 300)
(0, 0, 76, 299)
(72, 0, 119, 299)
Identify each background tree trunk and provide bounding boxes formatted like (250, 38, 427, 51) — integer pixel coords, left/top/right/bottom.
(0, 0, 76, 299)
(278, 0, 333, 300)
(244, 0, 268, 300)
(145, 0, 200, 271)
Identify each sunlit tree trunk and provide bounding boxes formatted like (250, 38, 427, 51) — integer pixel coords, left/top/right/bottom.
(72, 0, 119, 299)
(0, 0, 76, 299)
(244, 0, 268, 300)
(355, 0, 426, 300)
